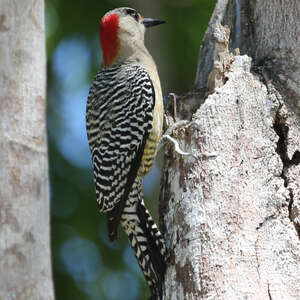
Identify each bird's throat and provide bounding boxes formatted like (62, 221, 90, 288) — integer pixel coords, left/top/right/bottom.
(100, 13, 120, 66)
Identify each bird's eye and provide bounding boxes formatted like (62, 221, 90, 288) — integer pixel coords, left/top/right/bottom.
(126, 9, 139, 22)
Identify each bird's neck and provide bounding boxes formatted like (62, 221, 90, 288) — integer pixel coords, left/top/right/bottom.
(116, 39, 155, 68)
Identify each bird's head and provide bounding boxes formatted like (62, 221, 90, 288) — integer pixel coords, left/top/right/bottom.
(100, 7, 165, 67)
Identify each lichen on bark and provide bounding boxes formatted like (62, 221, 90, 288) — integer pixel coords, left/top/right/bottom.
(161, 6, 300, 297)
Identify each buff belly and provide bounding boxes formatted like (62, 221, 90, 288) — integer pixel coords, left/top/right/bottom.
(138, 131, 160, 177)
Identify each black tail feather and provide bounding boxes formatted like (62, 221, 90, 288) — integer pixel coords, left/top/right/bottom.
(137, 200, 166, 282)
(120, 178, 166, 300)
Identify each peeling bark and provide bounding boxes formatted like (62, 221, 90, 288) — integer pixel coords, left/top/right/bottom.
(0, 0, 54, 299)
(161, 1, 300, 299)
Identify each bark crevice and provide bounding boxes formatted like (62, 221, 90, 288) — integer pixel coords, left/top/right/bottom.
(273, 107, 300, 239)
(267, 282, 273, 300)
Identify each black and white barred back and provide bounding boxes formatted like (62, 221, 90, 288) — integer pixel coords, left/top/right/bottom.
(86, 62, 166, 299)
(86, 63, 154, 212)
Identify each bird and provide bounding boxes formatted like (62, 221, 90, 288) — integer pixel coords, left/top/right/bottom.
(86, 7, 166, 299)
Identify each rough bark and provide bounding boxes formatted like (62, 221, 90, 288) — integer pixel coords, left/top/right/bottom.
(161, 1, 300, 299)
(0, 1, 54, 299)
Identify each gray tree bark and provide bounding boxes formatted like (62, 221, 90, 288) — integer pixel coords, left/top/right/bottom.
(0, 1, 54, 299)
(161, 1, 300, 299)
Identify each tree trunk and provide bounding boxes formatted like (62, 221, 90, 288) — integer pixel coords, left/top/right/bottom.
(0, 1, 54, 299)
(161, 0, 300, 299)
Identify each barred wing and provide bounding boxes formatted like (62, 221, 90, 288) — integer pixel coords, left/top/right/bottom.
(86, 64, 155, 213)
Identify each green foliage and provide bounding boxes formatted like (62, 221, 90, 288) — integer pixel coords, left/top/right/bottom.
(46, 1, 216, 299)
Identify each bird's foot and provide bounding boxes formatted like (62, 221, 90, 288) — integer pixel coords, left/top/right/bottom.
(159, 118, 197, 158)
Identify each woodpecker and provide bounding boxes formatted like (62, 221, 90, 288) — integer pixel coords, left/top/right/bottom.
(86, 7, 166, 299)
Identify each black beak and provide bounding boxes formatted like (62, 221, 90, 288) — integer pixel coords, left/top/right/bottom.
(142, 18, 165, 28)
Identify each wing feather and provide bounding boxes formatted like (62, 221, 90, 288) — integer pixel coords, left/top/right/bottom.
(86, 64, 155, 238)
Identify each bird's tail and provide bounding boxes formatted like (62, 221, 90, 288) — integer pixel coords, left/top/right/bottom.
(120, 178, 166, 300)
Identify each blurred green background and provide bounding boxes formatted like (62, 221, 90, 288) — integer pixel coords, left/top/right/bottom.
(47, 1, 216, 299)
